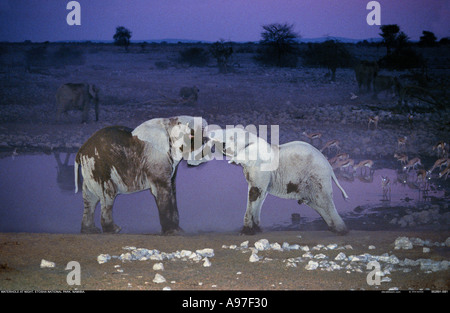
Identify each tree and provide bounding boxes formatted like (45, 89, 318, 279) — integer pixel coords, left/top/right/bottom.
(210, 40, 233, 73)
(419, 31, 437, 46)
(302, 40, 353, 81)
(379, 24, 400, 55)
(113, 26, 132, 51)
(255, 23, 300, 67)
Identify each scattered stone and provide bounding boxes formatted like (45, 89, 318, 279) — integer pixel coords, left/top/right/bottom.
(394, 237, 413, 250)
(327, 244, 338, 250)
(196, 248, 214, 258)
(153, 273, 166, 284)
(368, 245, 376, 250)
(423, 247, 430, 253)
(203, 257, 212, 267)
(97, 254, 111, 264)
(162, 286, 171, 291)
(254, 239, 270, 251)
(40, 259, 55, 268)
(270, 242, 283, 251)
(335, 252, 347, 261)
(153, 263, 164, 271)
(240, 241, 249, 248)
(305, 260, 319, 270)
(249, 253, 261, 263)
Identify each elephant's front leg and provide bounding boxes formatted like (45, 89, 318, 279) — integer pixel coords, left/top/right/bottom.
(241, 185, 268, 235)
(153, 180, 182, 235)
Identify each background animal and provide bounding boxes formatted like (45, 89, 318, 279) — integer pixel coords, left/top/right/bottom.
(74, 116, 207, 234)
(373, 75, 399, 99)
(354, 60, 379, 93)
(56, 83, 99, 123)
(179, 86, 199, 104)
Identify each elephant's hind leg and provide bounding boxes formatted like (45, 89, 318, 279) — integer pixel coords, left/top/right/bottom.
(81, 184, 101, 233)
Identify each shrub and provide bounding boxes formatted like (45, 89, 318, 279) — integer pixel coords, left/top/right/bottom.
(302, 40, 353, 81)
(178, 47, 209, 67)
(52, 46, 85, 67)
(379, 47, 425, 70)
(210, 40, 233, 73)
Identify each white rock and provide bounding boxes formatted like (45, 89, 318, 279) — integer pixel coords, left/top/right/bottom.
(300, 245, 310, 252)
(394, 237, 413, 250)
(97, 254, 111, 264)
(302, 252, 314, 258)
(305, 260, 319, 270)
(229, 245, 237, 250)
(122, 246, 136, 250)
(203, 257, 212, 267)
(344, 245, 353, 250)
(327, 244, 338, 250)
(40, 259, 55, 268)
(240, 241, 249, 248)
(254, 239, 270, 251)
(196, 248, 214, 258)
(423, 247, 430, 253)
(119, 252, 133, 262)
(368, 245, 376, 250)
(445, 237, 450, 247)
(314, 253, 327, 259)
(153, 263, 164, 271)
(270, 242, 283, 251)
(180, 250, 192, 258)
(335, 252, 347, 261)
(162, 287, 171, 291)
(249, 253, 261, 263)
(153, 273, 166, 284)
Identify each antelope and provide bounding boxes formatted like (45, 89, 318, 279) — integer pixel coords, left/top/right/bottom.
(302, 131, 322, 145)
(353, 159, 374, 174)
(328, 153, 350, 167)
(397, 136, 407, 151)
(403, 157, 421, 172)
(335, 158, 354, 172)
(381, 176, 391, 199)
(427, 158, 449, 175)
(439, 166, 450, 180)
(368, 115, 379, 130)
(320, 139, 340, 154)
(394, 153, 408, 165)
(416, 169, 430, 183)
(432, 141, 448, 158)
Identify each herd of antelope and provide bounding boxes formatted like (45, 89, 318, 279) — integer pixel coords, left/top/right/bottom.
(303, 120, 449, 200)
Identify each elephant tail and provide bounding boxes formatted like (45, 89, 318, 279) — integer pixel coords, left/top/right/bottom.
(74, 160, 79, 193)
(331, 171, 349, 200)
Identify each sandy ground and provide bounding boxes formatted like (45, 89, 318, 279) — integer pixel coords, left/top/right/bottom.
(0, 230, 449, 291)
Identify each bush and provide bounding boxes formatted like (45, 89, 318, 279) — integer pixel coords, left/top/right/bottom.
(178, 47, 209, 67)
(379, 47, 425, 70)
(25, 45, 48, 71)
(302, 40, 353, 81)
(52, 46, 85, 67)
(210, 40, 233, 73)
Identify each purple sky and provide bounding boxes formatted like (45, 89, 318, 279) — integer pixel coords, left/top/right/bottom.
(0, 0, 448, 42)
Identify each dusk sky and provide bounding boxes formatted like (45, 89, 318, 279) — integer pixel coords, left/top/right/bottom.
(0, 0, 448, 42)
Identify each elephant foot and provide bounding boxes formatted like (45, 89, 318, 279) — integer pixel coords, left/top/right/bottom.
(81, 225, 101, 234)
(102, 223, 122, 234)
(161, 226, 184, 236)
(240, 224, 262, 235)
(330, 224, 349, 236)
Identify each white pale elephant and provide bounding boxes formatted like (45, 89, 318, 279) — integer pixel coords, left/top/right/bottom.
(206, 127, 349, 235)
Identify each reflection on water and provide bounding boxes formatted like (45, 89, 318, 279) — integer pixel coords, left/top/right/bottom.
(0, 153, 447, 234)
